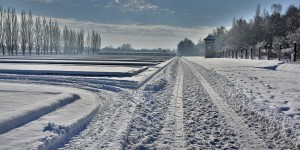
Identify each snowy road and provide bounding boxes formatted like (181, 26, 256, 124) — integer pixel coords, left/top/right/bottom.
(182, 59, 264, 149)
(121, 58, 271, 149)
(2, 57, 299, 149)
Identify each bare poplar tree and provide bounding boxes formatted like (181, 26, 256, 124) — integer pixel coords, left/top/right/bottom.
(70, 29, 76, 55)
(35, 16, 42, 55)
(77, 29, 84, 55)
(20, 10, 27, 55)
(27, 11, 34, 55)
(11, 8, 19, 55)
(0, 6, 5, 55)
(53, 21, 60, 55)
(90, 31, 101, 55)
(86, 32, 90, 55)
(69, 29, 73, 54)
(4, 8, 12, 55)
(45, 23, 49, 55)
(91, 31, 94, 55)
(49, 19, 54, 55)
(63, 25, 69, 55)
(81, 29, 85, 55)
(42, 17, 47, 55)
(98, 33, 101, 54)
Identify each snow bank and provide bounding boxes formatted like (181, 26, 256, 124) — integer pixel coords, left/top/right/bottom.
(137, 57, 175, 88)
(0, 63, 149, 77)
(0, 83, 100, 150)
(0, 93, 79, 134)
(0, 59, 158, 66)
(277, 63, 300, 74)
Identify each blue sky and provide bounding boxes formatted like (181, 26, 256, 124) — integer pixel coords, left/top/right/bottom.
(0, 0, 299, 49)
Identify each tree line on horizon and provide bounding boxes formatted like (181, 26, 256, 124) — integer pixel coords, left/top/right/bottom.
(177, 3, 300, 57)
(0, 6, 102, 56)
(211, 3, 300, 58)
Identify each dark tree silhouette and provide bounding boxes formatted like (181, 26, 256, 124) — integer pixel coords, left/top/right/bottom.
(177, 38, 196, 56)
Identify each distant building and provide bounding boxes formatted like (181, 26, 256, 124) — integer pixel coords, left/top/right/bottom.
(204, 35, 216, 58)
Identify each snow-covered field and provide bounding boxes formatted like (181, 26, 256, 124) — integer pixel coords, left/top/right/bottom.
(186, 57, 300, 119)
(0, 82, 99, 149)
(0, 63, 149, 77)
(1, 56, 300, 149)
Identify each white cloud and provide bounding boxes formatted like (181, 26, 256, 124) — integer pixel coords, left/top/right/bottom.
(28, 0, 56, 3)
(41, 17, 215, 49)
(104, 0, 174, 13)
(105, 0, 158, 12)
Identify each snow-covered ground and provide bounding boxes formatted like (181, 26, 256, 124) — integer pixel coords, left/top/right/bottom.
(0, 82, 99, 149)
(2, 56, 300, 149)
(0, 56, 173, 149)
(0, 63, 148, 77)
(186, 57, 300, 119)
(0, 55, 171, 62)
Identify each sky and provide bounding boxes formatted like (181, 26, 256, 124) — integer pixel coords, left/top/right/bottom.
(0, 0, 299, 49)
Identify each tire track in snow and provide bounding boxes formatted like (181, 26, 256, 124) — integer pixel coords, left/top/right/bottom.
(61, 90, 137, 150)
(124, 59, 179, 149)
(181, 60, 239, 149)
(157, 59, 185, 149)
(183, 58, 265, 149)
(0, 75, 135, 150)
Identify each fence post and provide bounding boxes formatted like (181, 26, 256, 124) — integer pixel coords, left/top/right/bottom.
(232, 50, 234, 58)
(279, 44, 282, 61)
(258, 47, 261, 60)
(235, 50, 238, 59)
(294, 41, 297, 61)
(245, 48, 248, 59)
(250, 48, 253, 59)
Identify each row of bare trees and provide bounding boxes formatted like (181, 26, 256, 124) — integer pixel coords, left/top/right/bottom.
(86, 31, 101, 55)
(0, 7, 18, 55)
(0, 6, 102, 56)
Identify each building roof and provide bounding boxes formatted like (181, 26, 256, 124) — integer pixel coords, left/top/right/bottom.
(204, 35, 216, 41)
